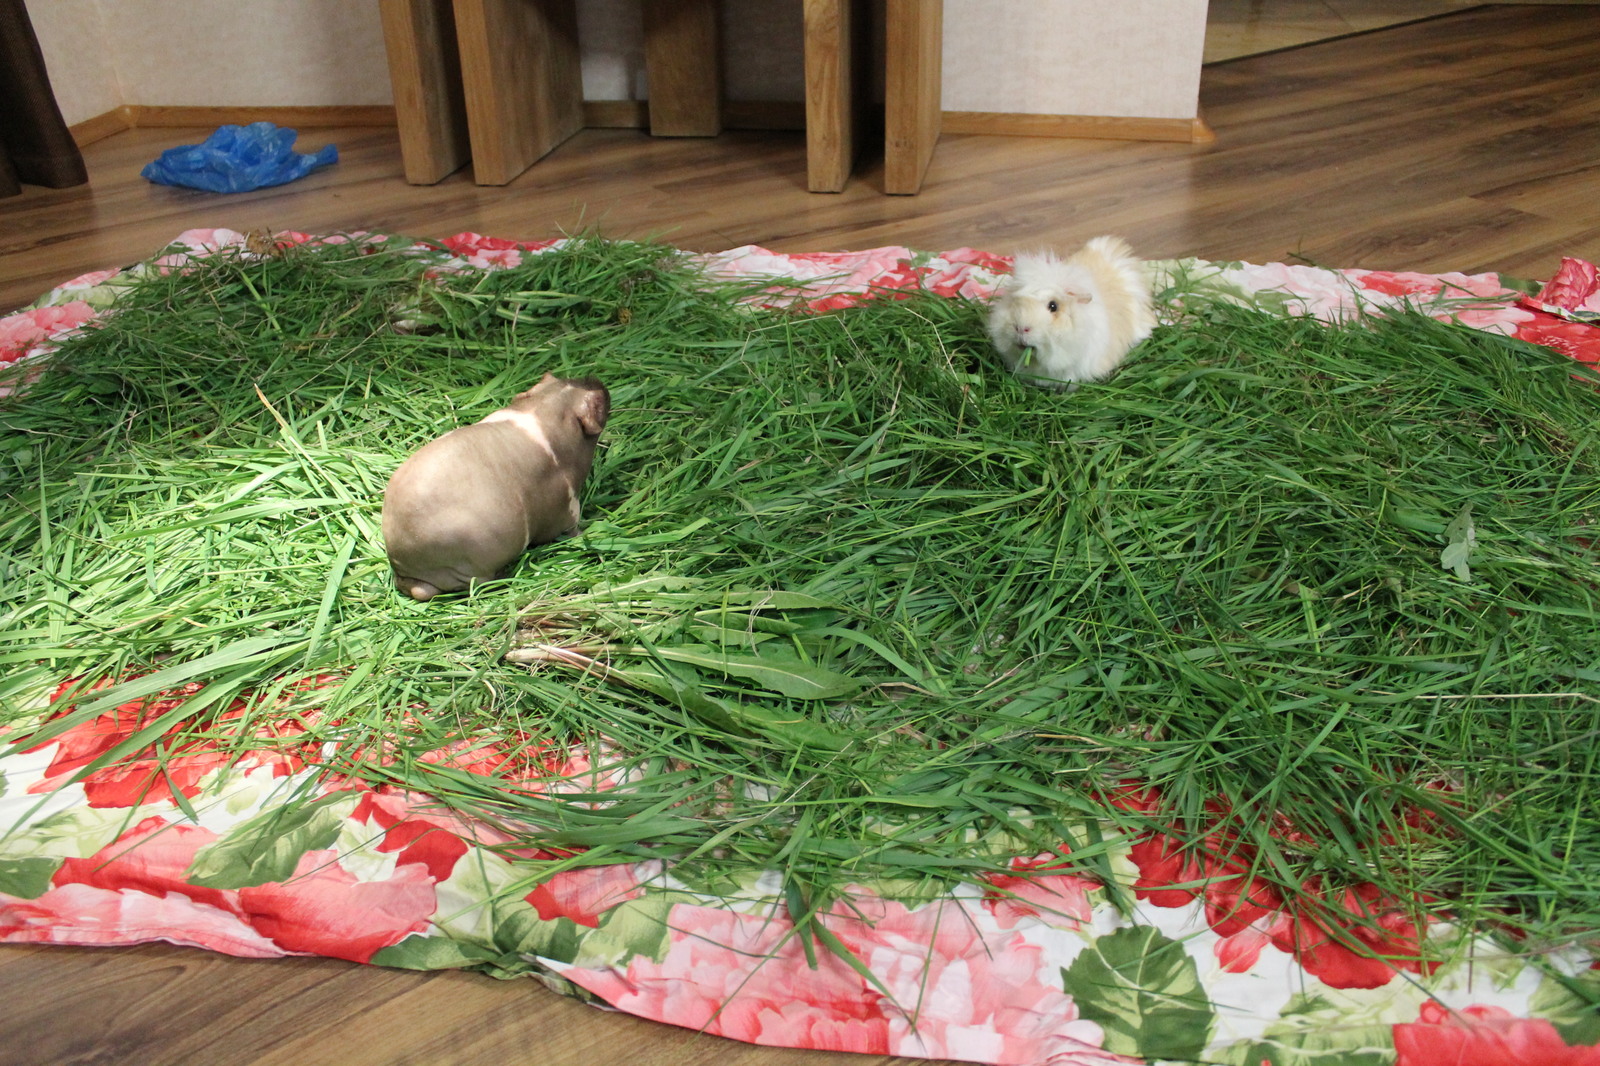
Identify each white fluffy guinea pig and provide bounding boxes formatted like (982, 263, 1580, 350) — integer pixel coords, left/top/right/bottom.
(381, 373, 610, 601)
(987, 236, 1157, 389)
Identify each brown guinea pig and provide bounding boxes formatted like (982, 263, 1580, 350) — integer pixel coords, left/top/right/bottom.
(381, 374, 610, 601)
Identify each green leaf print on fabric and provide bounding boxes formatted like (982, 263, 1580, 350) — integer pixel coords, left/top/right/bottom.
(185, 791, 356, 889)
(1060, 925, 1214, 1062)
(1219, 993, 1395, 1066)
(1530, 969, 1600, 1047)
(579, 894, 685, 968)
(369, 933, 506, 972)
(493, 900, 588, 966)
(0, 856, 61, 899)
(7, 804, 145, 864)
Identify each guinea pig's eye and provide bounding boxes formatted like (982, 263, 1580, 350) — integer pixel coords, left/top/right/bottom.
(1047, 300, 1060, 313)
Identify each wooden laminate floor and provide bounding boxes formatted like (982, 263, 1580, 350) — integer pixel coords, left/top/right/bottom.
(5, 4, 1600, 317)
(1203, 0, 1598, 63)
(1203, 0, 1478, 62)
(2, 7, 1599, 1066)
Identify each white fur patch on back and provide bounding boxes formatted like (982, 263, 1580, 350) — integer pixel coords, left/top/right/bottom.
(479, 406, 581, 521)
(480, 407, 561, 464)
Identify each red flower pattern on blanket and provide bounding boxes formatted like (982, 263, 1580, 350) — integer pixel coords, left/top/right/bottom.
(826, 893, 1137, 1065)
(4, 814, 434, 962)
(435, 231, 558, 270)
(525, 863, 650, 928)
(564, 903, 897, 1054)
(415, 732, 623, 795)
(1, 878, 289, 957)
(1528, 257, 1600, 314)
(350, 786, 476, 883)
(1116, 784, 1432, 989)
(1515, 312, 1600, 365)
(1350, 268, 1535, 334)
(1393, 1001, 1600, 1066)
(54, 818, 232, 906)
(1349, 268, 1511, 301)
(233, 847, 435, 962)
(154, 227, 390, 264)
(21, 678, 319, 808)
(983, 852, 1097, 930)
(697, 244, 1009, 311)
(561, 896, 1137, 1065)
(334, 739, 633, 877)
(5, 817, 285, 956)
(0, 301, 96, 365)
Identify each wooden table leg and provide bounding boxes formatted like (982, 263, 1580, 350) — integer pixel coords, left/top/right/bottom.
(884, 0, 943, 195)
(642, 0, 722, 137)
(802, 0, 864, 193)
(452, 0, 583, 186)
(378, 0, 471, 184)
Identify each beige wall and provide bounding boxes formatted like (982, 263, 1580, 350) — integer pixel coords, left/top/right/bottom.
(31, 0, 1206, 128)
(29, 0, 391, 123)
(943, 1, 1208, 118)
(27, 0, 122, 126)
(101, 1, 392, 109)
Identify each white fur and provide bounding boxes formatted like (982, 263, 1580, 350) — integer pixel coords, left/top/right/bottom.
(478, 407, 578, 523)
(480, 406, 561, 464)
(987, 235, 1156, 389)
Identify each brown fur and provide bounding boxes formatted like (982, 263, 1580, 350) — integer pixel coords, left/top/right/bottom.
(381, 374, 610, 601)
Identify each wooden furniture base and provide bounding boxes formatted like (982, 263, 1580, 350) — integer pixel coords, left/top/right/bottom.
(642, 0, 721, 137)
(884, 0, 943, 195)
(801, 0, 874, 194)
(378, 0, 952, 193)
(379, 0, 470, 184)
(452, 0, 583, 186)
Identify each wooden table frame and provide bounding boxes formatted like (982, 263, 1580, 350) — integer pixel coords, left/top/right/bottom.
(379, 0, 943, 193)
(883, 0, 942, 195)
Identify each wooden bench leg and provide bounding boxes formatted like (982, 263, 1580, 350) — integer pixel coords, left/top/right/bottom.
(379, 0, 471, 185)
(642, 0, 722, 137)
(802, 0, 863, 193)
(452, 0, 584, 186)
(885, 0, 943, 195)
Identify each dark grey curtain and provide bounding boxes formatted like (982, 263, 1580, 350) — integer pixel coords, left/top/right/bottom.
(0, 0, 88, 197)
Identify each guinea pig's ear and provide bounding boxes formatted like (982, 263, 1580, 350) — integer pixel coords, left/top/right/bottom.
(574, 388, 610, 436)
(540, 372, 558, 384)
(1073, 291, 1093, 305)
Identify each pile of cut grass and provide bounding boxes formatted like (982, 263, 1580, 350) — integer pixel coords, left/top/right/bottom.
(2, 235, 1598, 965)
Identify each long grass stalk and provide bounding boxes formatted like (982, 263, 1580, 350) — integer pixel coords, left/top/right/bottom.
(2, 236, 1597, 967)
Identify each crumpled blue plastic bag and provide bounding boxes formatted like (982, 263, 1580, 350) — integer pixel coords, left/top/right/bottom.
(141, 122, 338, 194)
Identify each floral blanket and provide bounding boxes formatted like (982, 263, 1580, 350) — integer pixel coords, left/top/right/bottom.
(3, 231, 1599, 1066)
